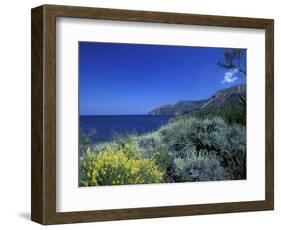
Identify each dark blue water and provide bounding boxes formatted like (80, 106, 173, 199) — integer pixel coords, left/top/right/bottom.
(80, 115, 174, 144)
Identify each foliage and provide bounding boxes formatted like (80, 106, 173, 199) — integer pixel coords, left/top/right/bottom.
(219, 104, 246, 126)
(112, 130, 137, 146)
(79, 142, 164, 186)
(80, 128, 96, 145)
(173, 150, 231, 182)
(79, 129, 96, 156)
(218, 48, 247, 75)
(79, 115, 246, 186)
(195, 105, 246, 126)
(158, 116, 246, 180)
(160, 116, 225, 156)
(136, 132, 176, 182)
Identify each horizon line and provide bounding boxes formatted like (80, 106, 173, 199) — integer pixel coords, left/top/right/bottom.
(80, 83, 246, 116)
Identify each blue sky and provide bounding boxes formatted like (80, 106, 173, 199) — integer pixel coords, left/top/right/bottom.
(79, 42, 246, 115)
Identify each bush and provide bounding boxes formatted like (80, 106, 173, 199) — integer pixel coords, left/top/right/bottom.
(220, 123, 246, 179)
(112, 130, 137, 146)
(79, 129, 96, 157)
(219, 105, 246, 126)
(173, 150, 231, 182)
(80, 116, 246, 185)
(159, 116, 246, 180)
(135, 132, 176, 182)
(79, 142, 164, 186)
(160, 116, 227, 156)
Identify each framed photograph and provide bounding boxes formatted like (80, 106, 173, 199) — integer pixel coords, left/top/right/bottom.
(31, 4, 274, 225)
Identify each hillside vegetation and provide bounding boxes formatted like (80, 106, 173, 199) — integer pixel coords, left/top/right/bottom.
(80, 114, 246, 186)
(149, 84, 246, 120)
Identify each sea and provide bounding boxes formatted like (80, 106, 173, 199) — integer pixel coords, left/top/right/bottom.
(80, 115, 174, 144)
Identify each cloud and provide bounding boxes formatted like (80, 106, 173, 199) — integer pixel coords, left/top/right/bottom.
(222, 69, 238, 83)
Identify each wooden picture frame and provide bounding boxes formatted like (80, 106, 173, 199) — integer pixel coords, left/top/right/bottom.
(31, 4, 274, 225)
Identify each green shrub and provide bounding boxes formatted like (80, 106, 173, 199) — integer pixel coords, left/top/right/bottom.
(79, 129, 96, 156)
(135, 132, 176, 182)
(173, 150, 231, 182)
(112, 130, 138, 146)
(219, 105, 246, 126)
(160, 116, 226, 155)
(159, 116, 246, 180)
(79, 142, 164, 186)
(220, 123, 246, 179)
(80, 116, 246, 185)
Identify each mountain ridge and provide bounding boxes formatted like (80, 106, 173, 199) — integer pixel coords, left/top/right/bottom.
(148, 84, 246, 115)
